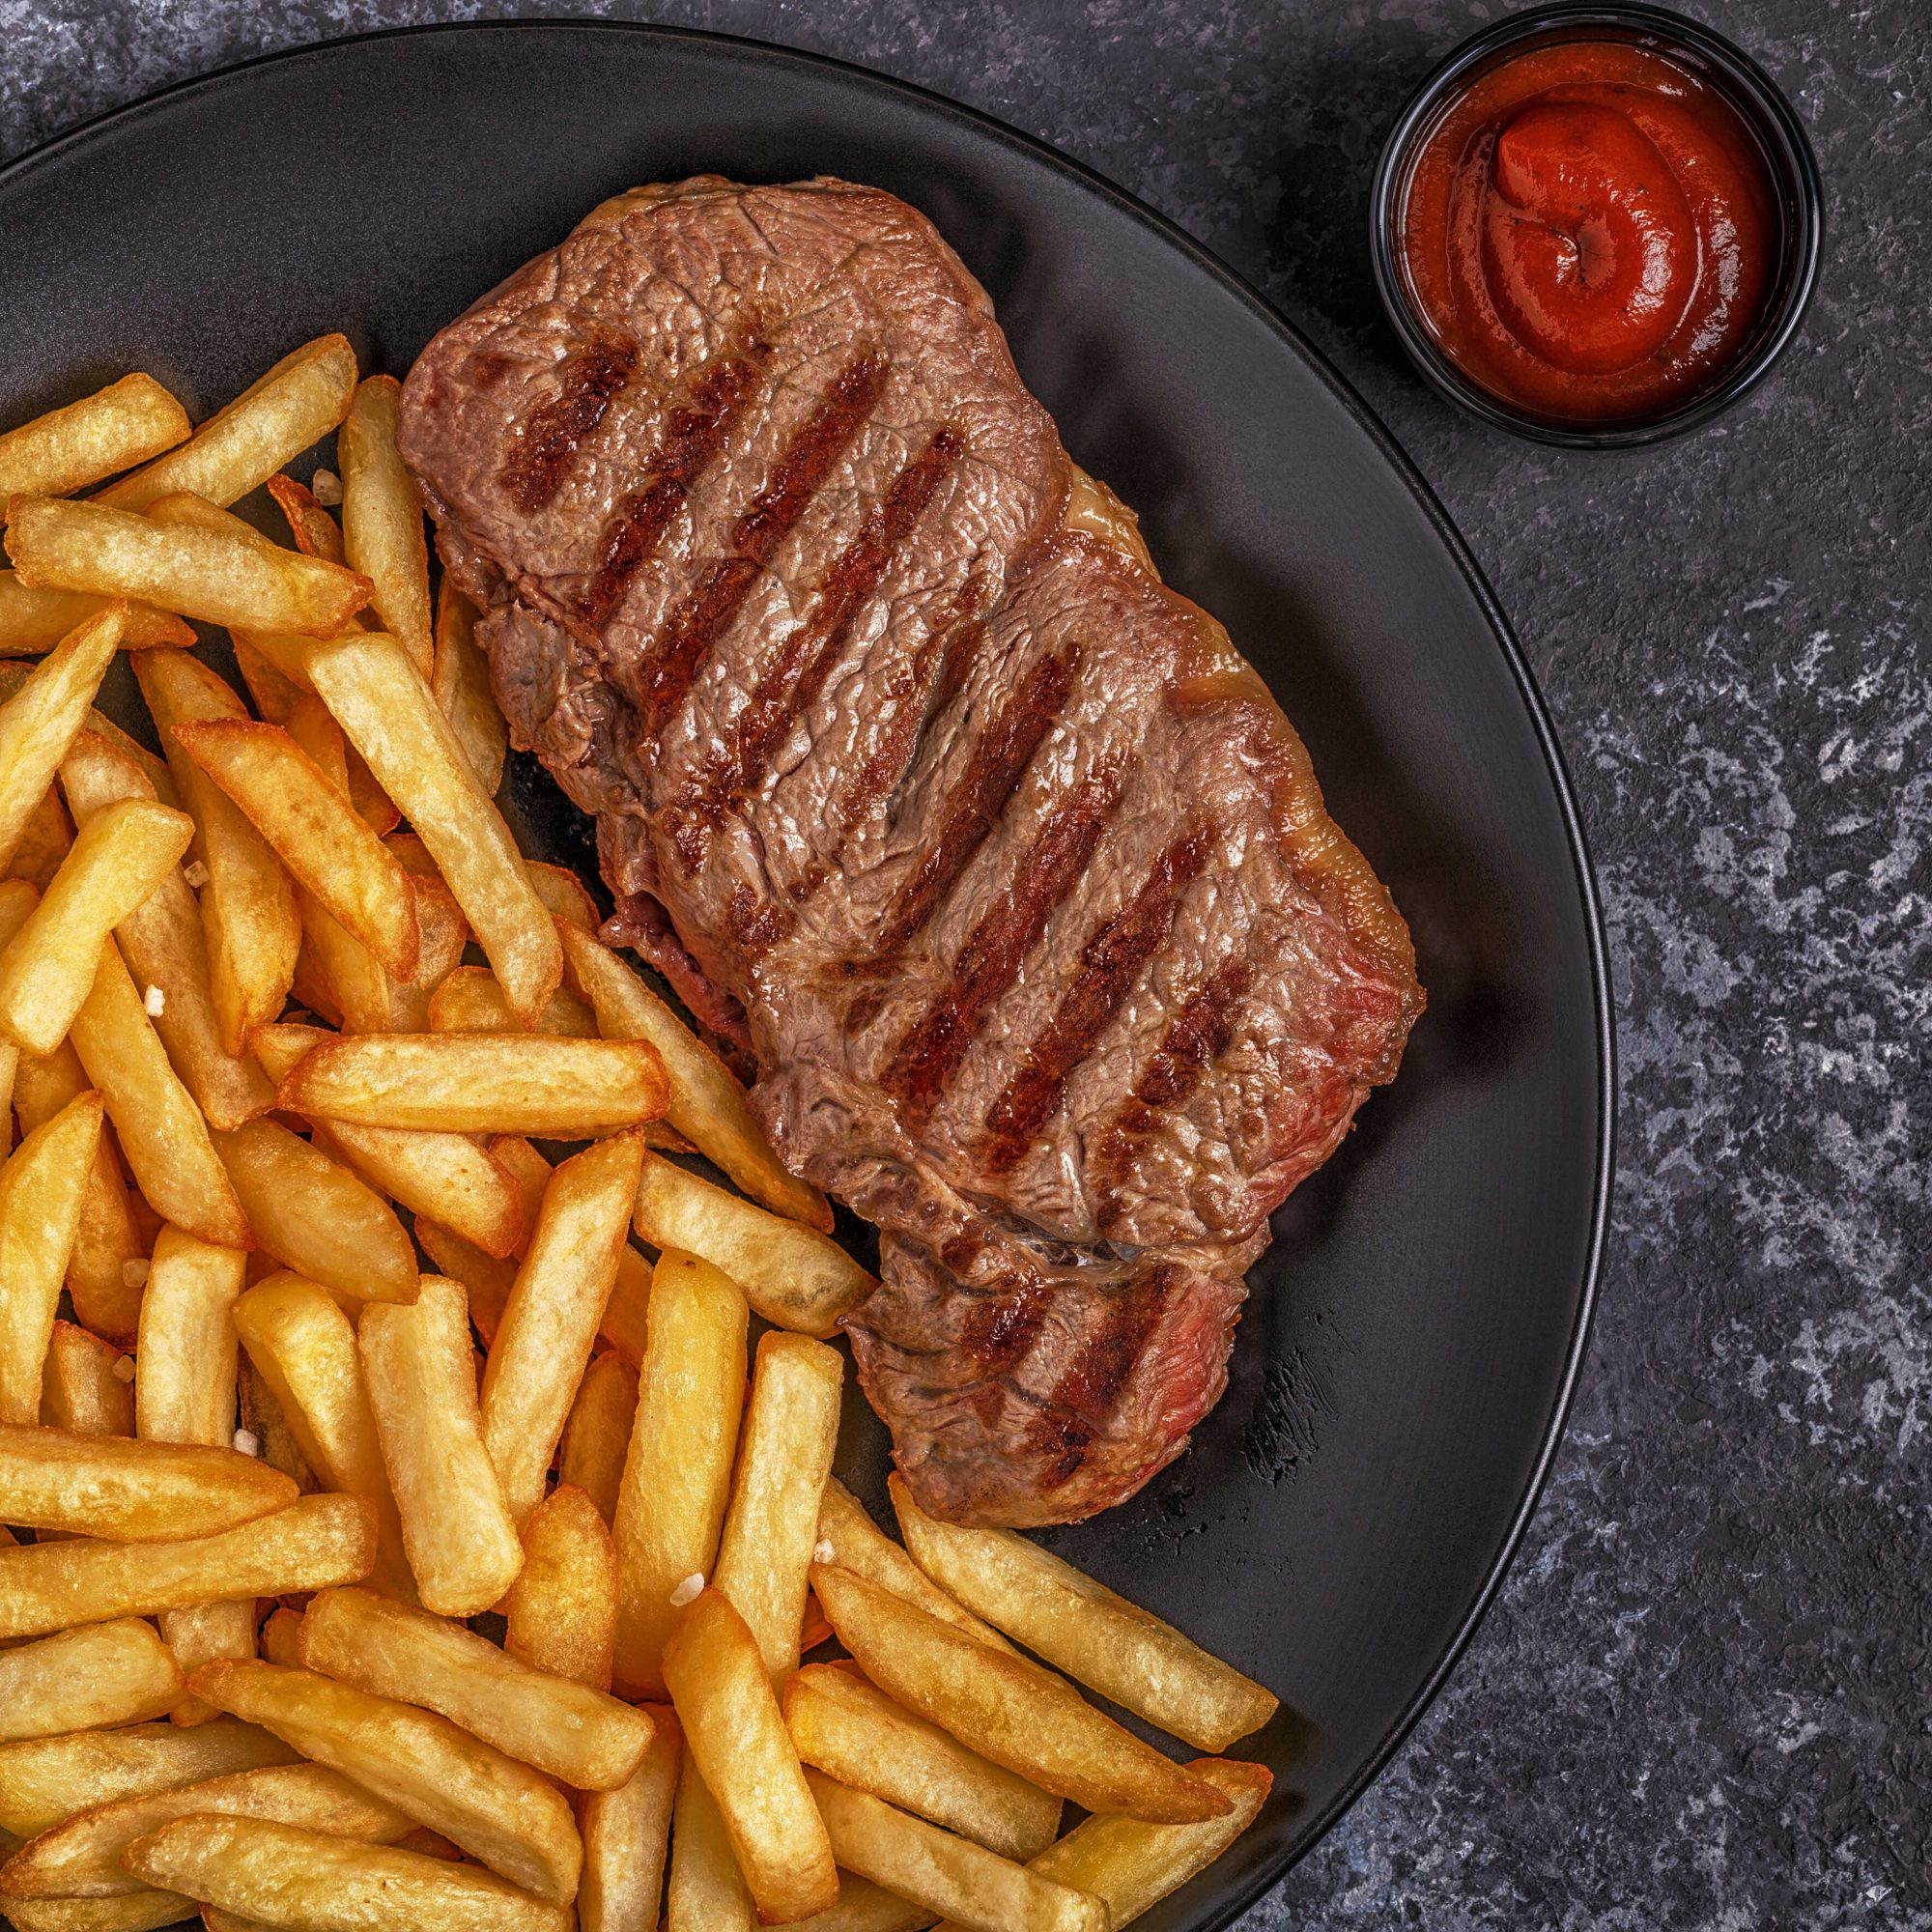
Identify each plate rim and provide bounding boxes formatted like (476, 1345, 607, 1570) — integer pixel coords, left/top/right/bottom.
(0, 19, 1617, 1921)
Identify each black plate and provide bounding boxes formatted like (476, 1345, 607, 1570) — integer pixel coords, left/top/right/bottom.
(0, 23, 1611, 1925)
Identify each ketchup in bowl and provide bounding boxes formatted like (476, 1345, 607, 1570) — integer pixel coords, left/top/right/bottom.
(1374, 7, 1820, 442)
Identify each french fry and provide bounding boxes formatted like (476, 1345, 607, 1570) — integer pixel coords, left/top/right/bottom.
(0, 1723, 299, 1841)
(612, 1251, 749, 1699)
(0, 1886, 197, 1930)
(667, 1756, 753, 1932)
(127, 1812, 574, 1931)
(236, 1350, 315, 1491)
(14, 1044, 144, 1339)
(6, 786, 72, 890)
(481, 1130, 646, 1524)
(0, 376, 188, 499)
(212, 1120, 418, 1304)
(8, 495, 369, 636)
(280, 1030, 668, 1135)
(0, 1427, 294, 1541)
(56, 729, 273, 1131)
(764, 1875, 938, 1932)
(71, 939, 251, 1248)
(232, 1271, 414, 1602)
(0, 1760, 419, 1900)
(564, 925, 831, 1229)
(811, 1567, 1232, 1826)
(172, 719, 419, 978)
(664, 1587, 838, 1923)
(785, 1665, 1061, 1863)
(714, 1330, 843, 1680)
(893, 1476, 1278, 1751)
(300, 1584, 654, 1789)
(815, 1481, 1014, 1656)
(0, 603, 126, 873)
(0, 1093, 104, 1423)
(308, 631, 561, 1020)
(258, 1607, 304, 1668)
(0, 1493, 375, 1641)
(186, 1659, 582, 1904)
(429, 963, 597, 1037)
(431, 578, 506, 795)
(359, 1275, 523, 1616)
(580, 1704, 679, 1932)
(267, 473, 347, 565)
(228, 635, 303, 723)
(933, 1756, 1273, 1932)
(98, 336, 358, 513)
(503, 1484, 619, 1690)
(0, 799, 193, 1053)
(0, 1622, 185, 1743)
(339, 378, 432, 676)
(634, 1149, 868, 1339)
(560, 1350, 639, 1525)
(39, 1321, 133, 1436)
(0, 578, 189, 654)
(807, 1775, 1106, 1932)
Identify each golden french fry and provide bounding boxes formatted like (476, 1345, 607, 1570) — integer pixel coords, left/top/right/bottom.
(359, 1275, 522, 1616)
(236, 1350, 314, 1492)
(0, 1426, 293, 1541)
(133, 648, 299, 1055)
(339, 378, 432, 676)
(667, 1756, 753, 1932)
(664, 1587, 838, 1923)
(633, 1149, 868, 1339)
(785, 1665, 1061, 1863)
(0, 1886, 197, 1930)
(481, 1130, 646, 1524)
(56, 729, 272, 1131)
(429, 963, 597, 1037)
(934, 1756, 1273, 1932)
(0, 376, 188, 500)
(39, 1321, 133, 1435)
(6, 785, 72, 890)
(564, 925, 831, 1230)
(98, 336, 358, 514)
(212, 1119, 417, 1304)
(0, 1722, 299, 1841)
(715, 1330, 842, 1680)
(560, 1350, 639, 1526)
(431, 578, 506, 796)
(0, 1493, 375, 1641)
(232, 1271, 414, 1602)
(0, 603, 126, 874)
(764, 1875, 938, 1932)
(8, 495, 369, 635)
(0, 799, 193, 1053)
(893, 1476, 1277, 1752)
(125, 1812, 573, 1931)
(300, 1584, 654, 1789)
(280, 1030, 668, 1135)
(171, 718, 419, 979)
(258, 1607, 304, 1667)
(187, 1659, 582, 1904)
(815, 1481, 1013, 1656)
(503, 1484, 619, 1690)
(0, 1622, 184, 1743)
(811, 1567, 1231, 1826)
(229, 635, 304, 722)
(71, 939, 250, 1248)
(612, 1251, 749, 1699)
(411, 1217, 516, 1340)
(307, 631, 561, 1019)
(0, 577, 189, 654)
(0, 1093, 104, 1423)
(807, 1775, 1105, 1932)
(266, 472, 346, 565)
(0, 1760, 418, 1900)
(580, 1703, 679, 1932)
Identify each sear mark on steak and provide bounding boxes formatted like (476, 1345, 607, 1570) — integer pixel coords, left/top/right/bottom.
(401, 175, 1424, 1526)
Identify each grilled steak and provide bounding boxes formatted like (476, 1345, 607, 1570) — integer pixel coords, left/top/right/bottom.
(400, 177, 1423, 1526)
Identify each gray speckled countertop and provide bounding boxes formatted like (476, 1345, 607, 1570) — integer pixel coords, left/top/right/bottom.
(5, 3, 1925, 1925)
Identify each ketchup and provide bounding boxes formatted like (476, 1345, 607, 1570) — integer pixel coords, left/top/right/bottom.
(1399, 40, 1779, 423)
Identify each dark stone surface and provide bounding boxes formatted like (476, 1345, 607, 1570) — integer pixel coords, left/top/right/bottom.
(4, 3, 1923, 1923)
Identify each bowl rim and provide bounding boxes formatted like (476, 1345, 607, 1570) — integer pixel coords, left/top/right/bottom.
(1369, 0, 1825, 448)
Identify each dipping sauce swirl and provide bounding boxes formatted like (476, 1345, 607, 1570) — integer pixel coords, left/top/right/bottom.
(1398, 40, 1779, 424)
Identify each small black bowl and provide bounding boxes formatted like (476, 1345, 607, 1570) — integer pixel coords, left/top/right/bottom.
(1369, 1, 1824, 447)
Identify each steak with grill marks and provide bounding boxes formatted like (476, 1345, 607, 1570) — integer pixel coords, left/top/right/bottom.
(399, 177, 1424, 1527)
